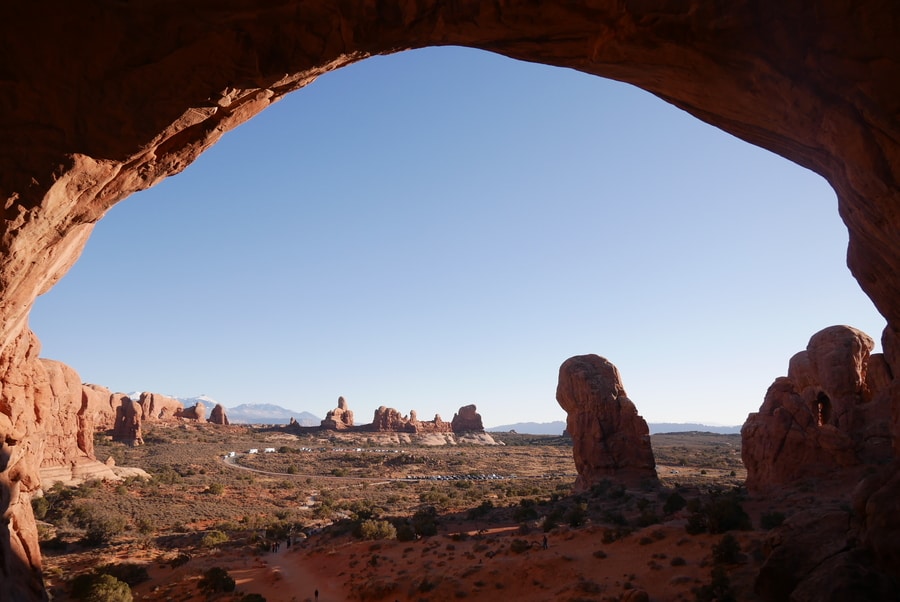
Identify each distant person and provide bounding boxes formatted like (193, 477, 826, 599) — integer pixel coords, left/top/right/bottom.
(543, 534, 549, 549)
(314, 589, 319, 601)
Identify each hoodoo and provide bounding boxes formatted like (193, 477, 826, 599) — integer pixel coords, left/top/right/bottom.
(556, 354, 657, 490)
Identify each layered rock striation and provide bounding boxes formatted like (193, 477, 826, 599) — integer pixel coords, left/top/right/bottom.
(556, 354, 657, 490)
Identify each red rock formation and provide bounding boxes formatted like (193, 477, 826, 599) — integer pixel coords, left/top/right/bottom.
(742, 325, 893, 492)
(0, 2, 899, 598)
(138, 392, 184, 421)
(410, 411, 453, 434)
(208, 404, 229, 425)
(450, 404, 485, 433)
(556, 355, 657, 490)
(371, 406, 415, 433)
(321, 396, 354, 430)
(112, 396, 143, 446)
(176, 401, 206, 422)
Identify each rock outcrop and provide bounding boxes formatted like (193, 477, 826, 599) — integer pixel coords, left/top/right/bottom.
(412, 411, 453, 434)
(742, 325, 893, 492)
(1, 2, 900, 598)
(372, 406, 416, 433)
(321, 396, 354, 430)
(112, 396, 144, 446)
(176, 401, 206, 422)
(208, 404, 229, 425)
(138, 392, 184, 421)
(370, 406, 454, 434)
(556, 354, 657, 490)
(450, 404, 485, 433)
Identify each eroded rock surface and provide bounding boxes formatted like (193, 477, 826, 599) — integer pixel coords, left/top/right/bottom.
(208, 404, 229, 425)
(138, 392, 184, 421)
(742, 325, 893, 492)
(556, 354, 657, 490)
(0, 2, 899, 598)
(450, 404, 485, 433)
(321, 396, 355, 430)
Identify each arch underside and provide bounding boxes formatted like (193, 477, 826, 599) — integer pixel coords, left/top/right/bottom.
(1, 1, 899, 598)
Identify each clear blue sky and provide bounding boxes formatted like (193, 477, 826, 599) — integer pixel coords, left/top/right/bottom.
(29, 46, 885, 427)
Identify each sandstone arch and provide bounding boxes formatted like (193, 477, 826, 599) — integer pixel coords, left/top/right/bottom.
(1, 2, 899, 598)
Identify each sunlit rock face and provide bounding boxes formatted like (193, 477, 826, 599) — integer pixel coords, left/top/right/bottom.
(742, 325, 894, 492)
(1, 1, 899, 598)
(556, 354, 657, 490)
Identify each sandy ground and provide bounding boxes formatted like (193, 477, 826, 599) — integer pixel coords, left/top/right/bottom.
(119, 514, 763, 602)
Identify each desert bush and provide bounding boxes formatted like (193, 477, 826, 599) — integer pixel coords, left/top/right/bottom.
(82, 513, 127, 546)
(712, 534, 741, 565)
(693, 566, 735, 602)
(663, 492, 687, 515)
(412, 506, 439, 537)
(509, 539, 530, 554)
(395, 523, 417, 542)
(513, 499, 539, 522)
(201, 529, 229, 548)
(240, 595, 267, 602)
(466, 500, 494, 519)
(70, 572, 133, 602)
(566, 503, 588, 528)
(95, 563, 149, 587)
(83, 574, 132, 602)
(704, 494, 751, 534)
(199, 567, 235, 594)
(358, 519, 397, 540)
(206, 482, 225, 495)
(31, 495, 50, 520)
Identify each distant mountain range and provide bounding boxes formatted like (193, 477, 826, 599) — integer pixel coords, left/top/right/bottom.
(176, 398, 320, 426)
(486, 420, 741, 435)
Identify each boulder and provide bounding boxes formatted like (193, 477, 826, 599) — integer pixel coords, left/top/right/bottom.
(208, 403, 229, 425)
(450, 404, 484, 433)
(556, 354, 657, 490)
(321, 396, 354, 430)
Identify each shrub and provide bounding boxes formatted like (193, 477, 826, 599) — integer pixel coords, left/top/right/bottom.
(412, 507, 438, 537)
(663, 492, 687, 515)
(83, 514, 127, 546)
(241, 595, 267, 602)
(693, 566, 735, 602)
(358, 519, 397, 541)
(206, 482, 225, 495)
(509, 539, 530, 554)
(199, 567, 235, 594)
(83, 574, 132, 602)
(31, 496, 50, 520)
(201, 530, 229, 548)
(712, 534, 741, 565)
(395, 523, 417, 542)
(705, 495, 751, 534)
(96, 563, 149, 587)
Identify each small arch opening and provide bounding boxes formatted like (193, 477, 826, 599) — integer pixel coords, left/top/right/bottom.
(814, 393, 832, 427)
